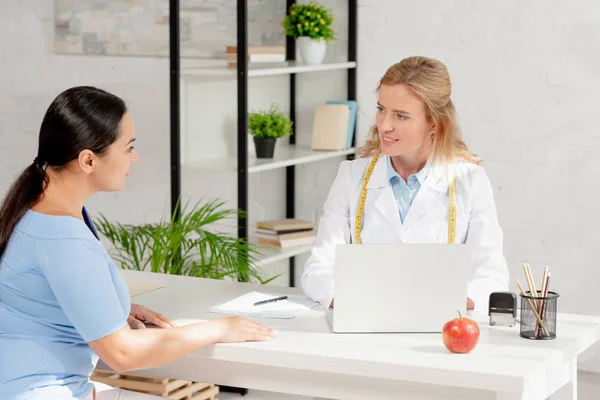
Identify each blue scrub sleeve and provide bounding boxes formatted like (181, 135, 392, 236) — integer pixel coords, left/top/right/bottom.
(39, 239, 129, 342)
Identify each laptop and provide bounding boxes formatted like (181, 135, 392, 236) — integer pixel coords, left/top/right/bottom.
(326, 243, 470, 333)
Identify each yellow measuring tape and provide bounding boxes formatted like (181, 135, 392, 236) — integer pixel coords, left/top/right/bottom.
(354, 154, 457, 244)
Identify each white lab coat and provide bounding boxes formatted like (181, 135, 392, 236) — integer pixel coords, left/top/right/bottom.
(302, 155, 509, 313)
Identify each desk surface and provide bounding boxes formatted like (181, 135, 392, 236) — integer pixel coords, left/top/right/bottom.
(119, 270, 600, 399)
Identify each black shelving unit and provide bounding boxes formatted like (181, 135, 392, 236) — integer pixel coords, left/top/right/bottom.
(169, 0, 357, 289)
(169, 0, 181, 220)
(284, 0, 297, 288)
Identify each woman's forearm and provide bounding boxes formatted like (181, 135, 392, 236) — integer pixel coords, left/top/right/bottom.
(91, 319, 224, 373)
(90, 316, 274, 373)
(120, 320, 224, 371)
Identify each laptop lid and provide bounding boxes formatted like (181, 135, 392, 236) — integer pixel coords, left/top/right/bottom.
(331, 243, 469, 333)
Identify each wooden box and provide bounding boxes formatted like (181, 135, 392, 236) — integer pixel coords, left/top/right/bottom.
(91, 369, 219, 399)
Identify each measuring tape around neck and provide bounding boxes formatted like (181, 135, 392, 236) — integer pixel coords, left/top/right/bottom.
(354, 154, 457, 244)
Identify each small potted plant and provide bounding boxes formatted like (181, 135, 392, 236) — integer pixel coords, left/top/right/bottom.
(281, 1, 336, 65)
(248, 104, 293, 159)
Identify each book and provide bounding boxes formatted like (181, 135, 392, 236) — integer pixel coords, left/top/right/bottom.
(225, 46, 286, 54)
(226, 53, 286, 64)
(256, 218, 314, 232)
(326, 100, 357, 149)
(256, 230, 314, 241)
(310, 104, 351, 151)
(258, 235, 315, 249)
(256, 227, 313, 235)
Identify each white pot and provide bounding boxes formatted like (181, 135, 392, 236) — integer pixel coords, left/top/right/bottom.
(297, 37, 326, 65)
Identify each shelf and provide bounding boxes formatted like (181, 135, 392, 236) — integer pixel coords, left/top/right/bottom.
(183, 145, 355, 175)
(181, 61, 357, 78)
(249, 146, 355, 173)
(254, 242, 313, 267)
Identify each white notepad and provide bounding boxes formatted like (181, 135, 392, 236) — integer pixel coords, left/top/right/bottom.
(208, 291, 318, 319)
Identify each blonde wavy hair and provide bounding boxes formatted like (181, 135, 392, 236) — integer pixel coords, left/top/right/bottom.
(357, 56, 481, 165)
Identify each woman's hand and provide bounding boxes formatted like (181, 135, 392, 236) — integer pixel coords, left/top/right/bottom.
(213, 316, 278, 343)
(128, 303, 176, 329)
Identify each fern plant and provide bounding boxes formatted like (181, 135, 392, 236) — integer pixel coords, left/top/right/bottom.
(94, 199, 276, 284)
(248, 104, 293, 140)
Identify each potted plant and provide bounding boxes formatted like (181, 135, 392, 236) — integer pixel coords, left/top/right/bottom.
(281, 1, 336, 65)
(94, 198, 277, 284)
(248, 104, 293, 159)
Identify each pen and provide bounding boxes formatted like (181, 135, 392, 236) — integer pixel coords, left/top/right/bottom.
(253, 295, 288, 306)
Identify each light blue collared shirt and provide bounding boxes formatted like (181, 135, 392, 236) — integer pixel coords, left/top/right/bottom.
(387, 155, 431, 223)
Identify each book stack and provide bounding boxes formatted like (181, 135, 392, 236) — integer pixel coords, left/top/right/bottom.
(310, 100, 357, 151)
(225, 46, 286, 67)
(255, 218, 315, 249)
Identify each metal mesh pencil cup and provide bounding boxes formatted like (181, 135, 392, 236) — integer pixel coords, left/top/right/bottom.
(519, 291, 559, 340)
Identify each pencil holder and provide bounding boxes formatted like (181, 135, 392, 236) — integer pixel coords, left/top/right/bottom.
(519, 291, 559, 340)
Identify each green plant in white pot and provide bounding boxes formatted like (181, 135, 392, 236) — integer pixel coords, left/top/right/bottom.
(248, 104, 293, 159)
(282, 1, 336, 65)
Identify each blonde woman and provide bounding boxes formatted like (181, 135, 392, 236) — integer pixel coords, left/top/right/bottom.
(302, 56, 509, 313)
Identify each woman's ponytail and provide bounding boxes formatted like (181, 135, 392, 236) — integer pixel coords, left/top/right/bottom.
(0, 160, 47, 258)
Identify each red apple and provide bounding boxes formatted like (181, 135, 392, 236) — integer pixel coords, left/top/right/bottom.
(442, 311, 480, 354)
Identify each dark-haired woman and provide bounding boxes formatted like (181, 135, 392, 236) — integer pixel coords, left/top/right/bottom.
(0, 87, 277, 400)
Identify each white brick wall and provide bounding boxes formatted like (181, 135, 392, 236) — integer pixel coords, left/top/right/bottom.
(357, 0, 600, 371)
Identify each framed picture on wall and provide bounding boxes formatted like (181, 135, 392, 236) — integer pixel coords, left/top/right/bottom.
(54, 0, 284, 58)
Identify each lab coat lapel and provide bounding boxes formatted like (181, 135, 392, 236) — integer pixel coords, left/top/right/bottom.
(365, 156, 403, 239)
(402, 161, 449, 231)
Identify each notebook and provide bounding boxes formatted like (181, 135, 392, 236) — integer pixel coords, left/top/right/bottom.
(208, 291, 318, 319)
(310, 104, 351, 150)
(326, 100, 357, 149)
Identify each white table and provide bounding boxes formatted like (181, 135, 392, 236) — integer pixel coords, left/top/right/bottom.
(115, 270, 600, 400)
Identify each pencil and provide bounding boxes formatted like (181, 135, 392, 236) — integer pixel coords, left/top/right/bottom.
(515, 276, 549, 335)
(540, 274, 551, 320)
(523, 262, 539, 308)
(534, 266, 549, 336)
(523, 261, 540, 336)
